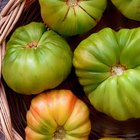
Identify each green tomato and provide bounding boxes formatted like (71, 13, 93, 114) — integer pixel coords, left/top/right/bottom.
(2, 22, 73, 95)
(38, 0, 107, 36)
(111, 0, 140, 21)
(73, 27, 140, 121)
(25, 89, 91, 140)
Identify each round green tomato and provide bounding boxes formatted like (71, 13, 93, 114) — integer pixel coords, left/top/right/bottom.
(2, 22, 72, 95)
(111, 0, 140, 21)
(38, 0, 107, 36)
(73, 27, 140, 121)
(25, 89, 91, 140)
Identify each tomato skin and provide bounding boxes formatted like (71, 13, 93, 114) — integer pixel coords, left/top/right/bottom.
(73, 27, 140, 121)
(38, 0, 107, 36)
(25, 89, 91, 140)
(2, 22, 72, 94)
(111, 0, 140, 21)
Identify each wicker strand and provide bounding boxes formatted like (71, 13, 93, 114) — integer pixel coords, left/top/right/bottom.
(1, 0, 24, 16)
(0, 0, 26, 44)
(2, 2, 25, 42)
(1, 0, 23, 17)
(0, 81, 23, 140)
(0, 0, 16, 16)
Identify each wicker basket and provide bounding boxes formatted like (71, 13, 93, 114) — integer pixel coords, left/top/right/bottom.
(0, 0, 35, 139)
(1, 0, 140, 140)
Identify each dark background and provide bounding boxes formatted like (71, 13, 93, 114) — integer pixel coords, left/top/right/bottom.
(3, 0, 140, 139)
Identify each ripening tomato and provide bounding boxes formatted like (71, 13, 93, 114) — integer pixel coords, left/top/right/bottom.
(25, 89, 91, 140)
(73, 27, 140, 121)
(38, 0, 107, 36)
(2, 22, 72, 94)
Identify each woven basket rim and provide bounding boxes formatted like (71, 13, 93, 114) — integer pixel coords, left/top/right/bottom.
(0, 0, 35, 139)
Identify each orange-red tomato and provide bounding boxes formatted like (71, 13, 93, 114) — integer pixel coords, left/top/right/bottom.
(25, 89, 91, 140)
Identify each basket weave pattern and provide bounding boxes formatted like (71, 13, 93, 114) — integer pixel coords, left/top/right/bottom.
(0, 0, 34, 139)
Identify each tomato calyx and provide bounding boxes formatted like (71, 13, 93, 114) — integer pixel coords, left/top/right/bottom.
(53, 126, 65, 139)
(26, 41, 38, 48)
(67, 0, 79, 7)
(110, 64, 127, 76)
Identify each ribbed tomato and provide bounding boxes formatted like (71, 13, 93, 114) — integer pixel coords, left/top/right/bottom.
(25, 89, 91, 140)
(38, 0, 107, 36)
(73, 27, 140, 121)
(2, 22, 72, 94)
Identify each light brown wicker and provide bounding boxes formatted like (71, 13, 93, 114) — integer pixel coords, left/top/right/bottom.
(0, 0, 34, 139)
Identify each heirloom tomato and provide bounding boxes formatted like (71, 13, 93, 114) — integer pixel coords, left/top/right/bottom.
(2, 22, 72, 94)
(73, 27, 140, 121)
(38, 0, 107, 36)
(111, 0, 140, 21)
(25, 89, 91, 140)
